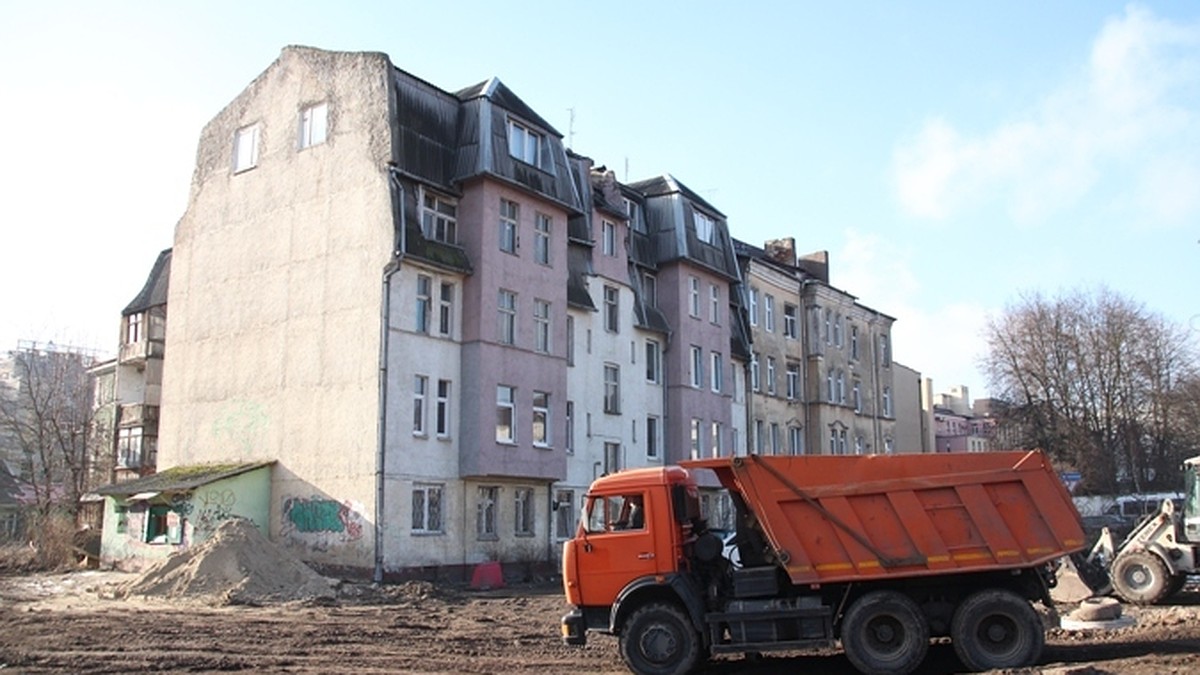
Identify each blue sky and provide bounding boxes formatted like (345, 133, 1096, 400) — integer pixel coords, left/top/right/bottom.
(2, 1, 1198, 401)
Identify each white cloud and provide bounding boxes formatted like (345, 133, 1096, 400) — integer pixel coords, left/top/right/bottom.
(835, 229, 993, 397)
(893, 5, 1200, 226)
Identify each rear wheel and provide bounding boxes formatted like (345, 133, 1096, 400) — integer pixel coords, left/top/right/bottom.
(840, 590, 929, 675)
(618, 602, 700, 675)
(1111, 551, 1171, 605)
(951, 589, 1043, 671)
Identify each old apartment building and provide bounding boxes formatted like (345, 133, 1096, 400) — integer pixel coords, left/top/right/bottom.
(97, 46, 908, 578)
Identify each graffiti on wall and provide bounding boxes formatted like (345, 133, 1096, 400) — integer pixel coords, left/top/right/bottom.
(211, 399, 269, 454)
(194, 488, 240, 535)
(281, 496, 365, 551)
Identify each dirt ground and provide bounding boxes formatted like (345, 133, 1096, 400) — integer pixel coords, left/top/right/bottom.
(1, 570, 1199, 674)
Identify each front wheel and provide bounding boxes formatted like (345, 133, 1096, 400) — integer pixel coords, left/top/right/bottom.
(618, 602, 701, 675)
(951, 589, 1044, 671)
(840, 590, 929, 675)
(1111, 551, 1171, 605)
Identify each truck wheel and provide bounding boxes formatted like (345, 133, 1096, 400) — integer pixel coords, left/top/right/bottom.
(1112, 551, 1170, 605)
(951, 589, 1043, 671)
(618, 602, 700, 675)
(840, 591, 929, 675)
(1165, 573, 1188, 600)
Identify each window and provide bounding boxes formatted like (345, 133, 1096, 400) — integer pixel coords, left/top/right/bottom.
(534, 299, 551, 353)
(412, 484, 443, 533)
(496, 385, 515, 443)
(602, 220, 616, 256)
(566, 316, 575, 366)
(625, 198, 643, 231)
(748, 287, 759, 326)
(690, 419, 702, 460)
(233, 124, 259, 172)
(438, 283, 453, 336)
(880, 335, 891, 366)
(711, 421, 723, 458)
(885, 438, 894, 455)
(514, 488, 535, 535)
(689, 277, 701, 317)
(532, 391, 550, 447)
(829, 427, 838, 455)
(534, 213, 551, 265)
(850, 325, 859, 360)
(766, 357, 776, 395)
(645, 339, 662, 383)
(508, 119, 541, 167)
(826, 369, 835, 402)
(565, 400, 575, 453)
(771, 423, 781, 455)
(604, 364, 620, 414)
(436, 380, 451, 437)
(125, 312, 143, 345)
(499, 198, 518, 253)
(751, 353, 761, 392)
(498, 290, 516, 344)
(604, 442, 621, 474)
(783, 304, 797, 338)
(642, 273, 657, 307)
(834, 314, 843, 347)
(412, 376, 428, 435)
(709, 285, 720, 323)
(646, 416, 659, 458)
(824, 309, 832, 344)
(755, 420, 765, 453)
(836, 370, 845, 404)
(422, 192, 458, 245)
(853, 381, 862, 413)
(690, 346, 703, 388)
(694, 211, 715, 244)
(711, 352, 723, 393)
(855, 436, 865, 455)
(477, 486, 498, 538)
(416, 275, 431, 334)
(117, 427, 143, 467)
(883, 386, 893, 417)
(764, 295, 775, 332)
(555, 490, 576, 539)
(788, 426, 803, 455)
(786, 363, 800, 401)
(840, 429, 848, 455)
(604, 286, 619, 332)
(299, 102, 328, 149)
(145, 505, 177, 543)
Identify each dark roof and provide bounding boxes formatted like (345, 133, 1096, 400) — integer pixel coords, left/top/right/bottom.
(94, 461, 273, 496)
(455, 78, 561, 137)
(626, 174, 726, 218)
(123, 249, 172, 315)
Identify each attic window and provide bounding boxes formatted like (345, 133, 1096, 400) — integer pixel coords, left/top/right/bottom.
(508, 119, 541, 167)
(299, 102, 328, 149)
(233, 124, 260, 173)
(694, 211, 716, 245)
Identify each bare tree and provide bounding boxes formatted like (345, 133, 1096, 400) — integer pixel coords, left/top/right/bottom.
(0, 343, 100, 522)
(981, 288, 1199, 494)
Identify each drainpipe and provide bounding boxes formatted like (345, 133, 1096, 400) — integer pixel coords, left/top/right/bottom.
(375, 173, 406, 584)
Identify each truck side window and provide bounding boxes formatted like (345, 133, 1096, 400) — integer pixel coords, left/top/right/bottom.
(614, 494, 644, 530)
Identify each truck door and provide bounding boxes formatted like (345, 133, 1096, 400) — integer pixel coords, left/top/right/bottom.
(576, 492, 663, 606)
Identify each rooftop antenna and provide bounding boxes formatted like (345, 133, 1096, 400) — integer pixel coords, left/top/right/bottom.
(567, 107, 575, 149)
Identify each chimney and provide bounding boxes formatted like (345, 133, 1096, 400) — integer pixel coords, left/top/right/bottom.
(764, 238, 796, 266)
(797, 250, 830, 283)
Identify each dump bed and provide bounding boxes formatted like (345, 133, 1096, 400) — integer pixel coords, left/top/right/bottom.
(684, 450, 1086, 586)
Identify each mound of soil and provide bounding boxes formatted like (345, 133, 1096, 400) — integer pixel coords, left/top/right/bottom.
(119, 518, 336, 606)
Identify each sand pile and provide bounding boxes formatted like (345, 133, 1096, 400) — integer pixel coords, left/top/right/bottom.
(120, 518, 337, 606)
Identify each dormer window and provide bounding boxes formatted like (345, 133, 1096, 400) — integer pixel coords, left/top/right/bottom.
(694, 211, 715, 244)
(508, 119, 541, 167)
(421, 191, 458, 244)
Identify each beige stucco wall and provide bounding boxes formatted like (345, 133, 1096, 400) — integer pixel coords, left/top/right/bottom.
(160, 47, 395, 570)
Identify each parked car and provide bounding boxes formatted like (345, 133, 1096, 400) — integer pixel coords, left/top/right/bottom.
(1081, 493, 1184, 542)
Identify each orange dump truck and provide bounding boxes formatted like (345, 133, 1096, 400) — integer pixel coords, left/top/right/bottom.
(561, 451, 1087, 675)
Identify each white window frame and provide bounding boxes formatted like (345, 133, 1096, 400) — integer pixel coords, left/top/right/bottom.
(604, 285, 619, 333)
(496, 385, 516, 444)
(883, 386, 893, 417)
(784, 304, 797, 339)
(436, 379, 451, 437)
(694, 210, 715, 244)
(422, 190, 458, 245)
(689, 277, 701, 317)
(690, 346, 703, 388)
(500, 198, 519, 253)
(565, 400, 575, 453)
(532, 391, 550, 447)
(508, 119, 541, 167)
(416, 275, 432, 334)
(642, 273, 657, 307)
(477, 486, 498, 538)
(233, 124, 259, 173)
(709, 284, 720, 323)
(766, 357, 776, 395)
(765, 294, 775, 332)
(604, 364, 620, 414)
(413, 375, 428, 435)
(711, 421, 723, 458)
(438, 282, 453, 337)
(534, 212, 551, 265)
(498, 289, 516, 345)
(788, 426, 803, 455)
(786, 363, 800, 401)
(748, 287, 759, 326)
(646, 415, 660, 459)
(534, 299, 551, 353)
(710, 351, 723, 393)
(602, 220, 616, 256)
(645, 339, 661, 384)
(412, 484, 443, 533)
(751, 352, 761, 392)
(299, 102, 328, 149)
(690, 418, 702, 460)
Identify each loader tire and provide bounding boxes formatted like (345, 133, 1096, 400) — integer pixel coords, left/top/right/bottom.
(618, 602, 700, 675)
(840, 590, 929, 675)
(1165, 573, 1188, 600)
(1112, 551, 1171, 605)
(951, 589, 1044, 671)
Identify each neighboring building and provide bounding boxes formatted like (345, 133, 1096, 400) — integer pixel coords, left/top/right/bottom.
(153, 46, 750, 579)
(735, 238, 900, 457)
(0, 460, 34, 540)
(933, 385, 995, 452)
(892, 363, 933, 454)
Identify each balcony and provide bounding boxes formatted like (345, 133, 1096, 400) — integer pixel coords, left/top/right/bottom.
(118, 337, 165, 366)
(118, 404, 159, 427)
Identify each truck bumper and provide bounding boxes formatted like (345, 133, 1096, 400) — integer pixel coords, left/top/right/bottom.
(561, 608, 587, 646)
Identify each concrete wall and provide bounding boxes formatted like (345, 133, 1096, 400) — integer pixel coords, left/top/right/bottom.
(99, 466, 271, 570)
(159, 47, 395, 570)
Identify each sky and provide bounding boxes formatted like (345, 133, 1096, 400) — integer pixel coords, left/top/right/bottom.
(2, 1, 1198, 402)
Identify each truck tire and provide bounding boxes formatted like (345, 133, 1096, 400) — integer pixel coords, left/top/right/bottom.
(1165, 573, 1188, 600)
(1111, 551, 1171, 605)
(618, 602, 701, 675)
(951, 589, 1043, 671)
(840, 590, 929, 675)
